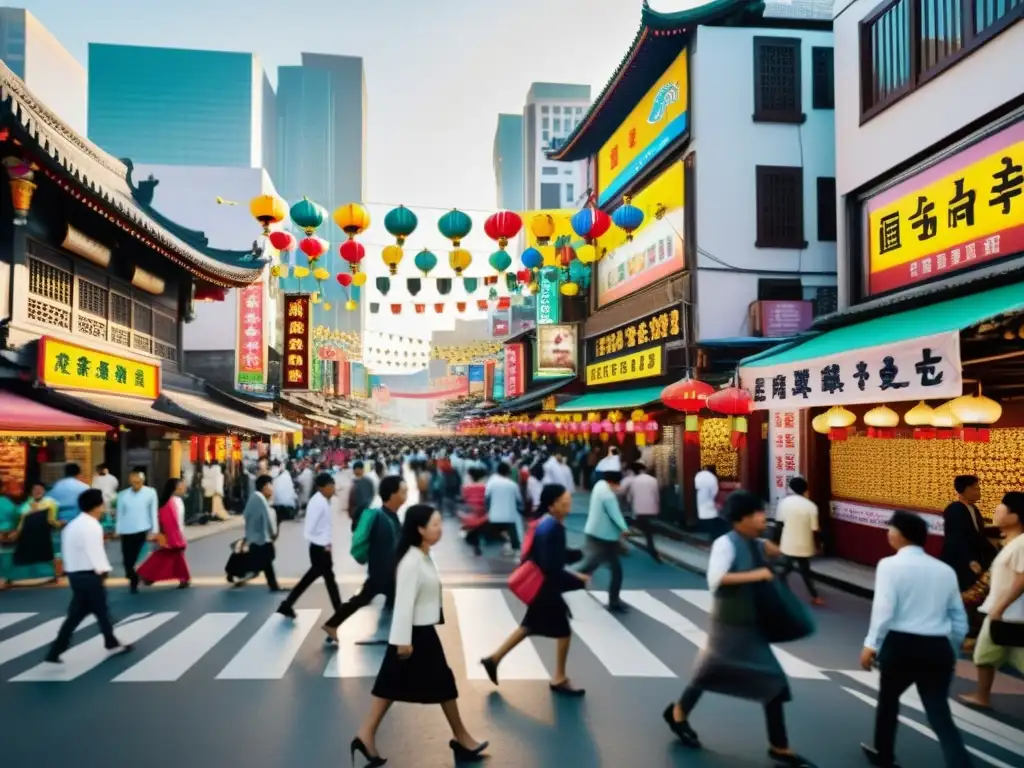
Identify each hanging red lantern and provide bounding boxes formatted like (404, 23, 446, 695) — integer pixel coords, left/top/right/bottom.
(339, 239, 366, 271)
(516, 268, 532, 284)
(434, 303, 444, 313)
(390, 304, 402, 315)
(299, 236, 329, 262)
(414, 304, 426, 314)
(456, 302, 467, 312)
(336, 272, 353, 287)
(707, 386, 754, 449)
(268, 230, 295, 253)
(662, 377, 714, 445)
(559, 242, 576, 267)
(476, 299, 488, 311)
(483, 210, 523, 249)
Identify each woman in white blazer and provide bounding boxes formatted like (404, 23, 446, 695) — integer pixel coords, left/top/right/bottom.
(351, 504, 488, 766)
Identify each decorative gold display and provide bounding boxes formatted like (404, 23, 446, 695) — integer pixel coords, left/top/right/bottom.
(830, 429, 1024, 517)
(700, 417, 738, 479)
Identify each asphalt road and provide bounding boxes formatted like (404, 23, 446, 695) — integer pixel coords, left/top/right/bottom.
(1, 495, 1023, 768)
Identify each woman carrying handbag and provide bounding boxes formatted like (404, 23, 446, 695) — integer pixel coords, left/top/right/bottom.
(480, 484, 589, 696)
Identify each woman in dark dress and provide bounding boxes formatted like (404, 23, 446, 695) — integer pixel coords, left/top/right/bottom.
(351, 504, 488, 767)
(480, 484, 589, 695)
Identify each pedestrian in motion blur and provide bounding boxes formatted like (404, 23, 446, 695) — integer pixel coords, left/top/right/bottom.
(352, 504, 488, 766)
(239, 474, 281, 592)
(664, 491, 817, 767)
(135, 478, 190, 589)
(577, 469, 629, 612)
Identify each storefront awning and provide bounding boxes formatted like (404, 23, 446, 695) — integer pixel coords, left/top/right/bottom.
(160, 389, 279, 436)
(555, 386, 665, 412)
(47, 390, 190, 429)
(738, 281, 1024, 410)
(267, 416, 303, 432)
(0, 391, 110, 437)
(495, 377, 574, 414)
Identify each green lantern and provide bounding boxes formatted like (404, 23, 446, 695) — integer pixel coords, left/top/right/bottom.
(414, 248, 438, 275)
(488, 250, 512, 273)
(290, 197, 326, 235)
(384, 205, 418, 245)
(438, 209, 473, 247)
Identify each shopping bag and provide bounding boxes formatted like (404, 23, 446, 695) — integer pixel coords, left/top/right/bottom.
(508, 561, 544, 605)
(754, 580, 816, 643)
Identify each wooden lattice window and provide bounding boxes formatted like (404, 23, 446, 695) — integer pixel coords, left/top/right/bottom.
(153, 311, 176, 344)
(28, 258, 72, 305)
(753, 37, 804, 123)
(77, 279, 108, 318)
(756, 166, 807, 249)
(812, 47, 835, 109)
(132, 301, 153, 335)
(110, 292, 132, 326)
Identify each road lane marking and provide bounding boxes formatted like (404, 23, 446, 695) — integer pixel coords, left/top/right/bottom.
(114, 613, 246, 682)
(0, 613, 36, 632)
(838, 670, 1024, 757)
(671, 589, 829, 681)
(450, 588, 548, 680)
(11, 613, 177, 682)
(0, 616, 96, 669)
(842, 687, 1015, 768)
(216, 609, 320, 680)
(323, 602, 387, 679)
(564, 591, 675, 678)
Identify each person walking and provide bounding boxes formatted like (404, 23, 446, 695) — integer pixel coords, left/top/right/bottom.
(776, 477, 823, 606)
(352, 504, 488, 766)
(239, 475, 281, 591)
(860, 510, 972, 767)
(577, 469, 629, 612)
(115, 467, 159, 594)
(694, 465, 723, 539)
(323, 475, 406, 645)
(348, 461, 376, 531)
(480, 483, 589, 695)
(621, 462, 661, 562)
(136, 478, 190, 589)
(277, 473, 343, 623)
(484, 462, 523, 557)
(271, 461, 298, 522)
(664, 491, 817, 767)
(45, 489, 131, 663)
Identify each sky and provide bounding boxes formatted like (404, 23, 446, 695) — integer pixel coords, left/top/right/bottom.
(16, 0, 667, 212)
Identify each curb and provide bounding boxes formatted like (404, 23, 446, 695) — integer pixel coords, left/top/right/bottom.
(184, 516, 244, 543)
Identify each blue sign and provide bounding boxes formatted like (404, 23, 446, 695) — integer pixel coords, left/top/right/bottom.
(598, 112, 688, 207)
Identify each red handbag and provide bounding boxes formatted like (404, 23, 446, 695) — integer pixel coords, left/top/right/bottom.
(508, 561, 544, 605)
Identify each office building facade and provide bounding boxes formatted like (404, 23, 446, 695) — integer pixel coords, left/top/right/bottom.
(493, 113, 524, 210)
(523, 82, 591, 210)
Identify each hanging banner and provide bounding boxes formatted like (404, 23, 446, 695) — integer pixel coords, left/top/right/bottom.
(536, 277, 561, 325)
(39, 336, 159, 399)
(235, 282, 265, 388)
(768, 411, 802, 515)
(598, 209, 684, 307)
(831, 499, 943, 535)
(282, 294, 312, 391)
(505, 343, 526, 398)
(739, 331, 962, 410)
(535, 324, 578, 377)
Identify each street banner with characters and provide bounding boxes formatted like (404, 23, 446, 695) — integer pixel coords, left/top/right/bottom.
(738, 331, 962, 410)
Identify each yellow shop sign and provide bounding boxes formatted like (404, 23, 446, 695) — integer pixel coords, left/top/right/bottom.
(585, 346, 663, 386)
(39, 336, 160, 399)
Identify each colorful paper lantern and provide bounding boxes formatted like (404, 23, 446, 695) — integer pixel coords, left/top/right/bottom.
(449, 248, 472, 276)
(707, 386, 753, 448)
(298, 236, 328, 262)
(931, 402, 962, 438)
(339, 239, 366, 272)
(560, 282, 579, 296)
(293, 266, 310, 279)
(825, 406, 856, 441)
(438, 209, 473, 246)
(313, 267, 330, 282)
(268, 230, 295, 254)
(414, 248, 438, 275)
(488, 250, 513, 273)
(345, 300, 357, 311)
(662, 377, 714, 445)
(521, 247, 543, 270)
(381, 245, 404, 275)
(250, 194, 287, 234)
(352, 272, 367, 287)
(571, 206, 611, 243)
(333, 202, 371, 238)
(612, 196, 645, 241)
(530, 213, 556, 245)
(864, 405, 900, 438)
(290, 197, 326, 234)
(384, 205, 418, 245)
(484, 210, 523, 249)
(904, 401, 936, 440)
(336, 272, 353, 287)
(949, 393, 1001, 442)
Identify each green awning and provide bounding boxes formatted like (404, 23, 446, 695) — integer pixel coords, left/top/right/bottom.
(741, 281, 1024, 369)
(555, 385, 665, 412)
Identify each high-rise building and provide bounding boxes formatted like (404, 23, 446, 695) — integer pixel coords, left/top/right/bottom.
(523, 83, 591, 210)
(88, 44, 274, 170)
(0, 8, 86, 134)
(493, 114, 524, 210)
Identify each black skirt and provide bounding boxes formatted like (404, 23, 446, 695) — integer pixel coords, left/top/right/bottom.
(372, 624, 458, 704)
(521, 583, 572, 638)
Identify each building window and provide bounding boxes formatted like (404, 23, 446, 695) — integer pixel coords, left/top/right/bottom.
(566, 184, 575, 203)
(816, 177, 837, 242)
(541, 105, 549, 114)
(576, 107, 583, 115)
(755, 166, 807, 249)
(753, 37, 804, 123)
(553, 106, 561, 114)
(541, 183, 561, 209)
(542, 167, 558, 176)
(860, 0, 1023, 120)
(553, 118, 561, 132)
(542, 130, 550, 142)
(542, 117, 549, 129)
(812, 47, 835, 109)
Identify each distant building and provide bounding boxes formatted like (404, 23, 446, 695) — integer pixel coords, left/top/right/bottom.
(523, 83, 591, 210)
(0, 7, 86, 134)
(493, 113, 524, 210)
(88, 43, 275, 170)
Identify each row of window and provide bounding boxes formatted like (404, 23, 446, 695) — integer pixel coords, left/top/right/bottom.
(752, 38, 835, 123)
(860, 0, 1022, 120)
(540, 105, 585, 116)
(755, 166, 837, 248)
(539, 182, 577, 209)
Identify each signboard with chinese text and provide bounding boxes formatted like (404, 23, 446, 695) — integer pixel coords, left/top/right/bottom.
(596, 49, 689, 207)
(38, 336, 160, 399)
(536, 277, 561, 325)
(505, 343, 526, 398)
(535, 324, 578, 377)
(738, 331, 962, 410)
(586, 346, 663, 386)
(511, 295, 537, 334)
(768, 411, 802, 515)
(281, 294, 312, 391)
(588, 306, 683, 360)
(490, 310, 510, 338)
(865, 118, 1024, 296)
(598, 209, 685, 307)
(235, 282, 265, 387)
(831, 499, 943, 536)
(759, 301, 813, 338)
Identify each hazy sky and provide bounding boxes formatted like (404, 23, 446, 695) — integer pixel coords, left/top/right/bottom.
(18, 0, 664, 212)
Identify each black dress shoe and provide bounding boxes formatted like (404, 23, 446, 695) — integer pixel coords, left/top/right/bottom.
(768, 748, 817, 767)
(480, 657, 499, 685)
(277, 602, 297, 620)
(449, 739, 488, 762)
(662, 704, 701, 748)
(860, 743, 899, 767)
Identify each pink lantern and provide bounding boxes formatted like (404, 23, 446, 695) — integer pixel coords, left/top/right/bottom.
(590, 423, 601, 435)
(601, 419, 613, 433)
(614, 422, 625, 433)
(646, 420, 660, 433)
(625, 420, 635, 433)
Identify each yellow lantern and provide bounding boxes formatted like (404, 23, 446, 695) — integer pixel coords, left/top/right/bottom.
(824, 406, 856, 441)
(449, 248, 472, 275)
(530, 213, 556, 245)
(352, 271, 367, 287)
(931, 402, 961, 435)
(560, 282, 579, 296)
(311, 291, 321, 304)
(293, 266, 310, 279)
(333, 202, 371, 238)
(811, 413, 830, 435)
(949, 393, 1000, 442)
(249, 194, 287, 234)
(528, 281, 540, 295)
(864, 405, 899, 438)
(904, 401, 934, 425)
(382, 245, 404, 275)
(323, 302, 332, 311)
(345, 300, 357, 311)
(576, 244, 598, 264)
(313, 267, 330, 282)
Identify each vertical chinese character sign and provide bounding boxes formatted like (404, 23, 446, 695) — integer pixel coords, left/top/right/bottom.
(768, 411, 802, 515)
(235, 282, 265, 388)
(282, 294, 312, 391)
(505, 343, 525, 398)
(536, 278, 561, 325)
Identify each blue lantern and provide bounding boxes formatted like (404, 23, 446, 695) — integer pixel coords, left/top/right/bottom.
(520, 247, 543, 270)
(612, 196, 645, 241)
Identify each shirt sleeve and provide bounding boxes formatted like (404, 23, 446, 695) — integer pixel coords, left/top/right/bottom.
(810, 504, 820, 532)
(388, 555, 420, 647)
(603, 492, 629, 533)
(946, 572, 969, 651)
(87, 522, 112, 574)
(864, 559, 896, 651)
(706, 535, 736, 593)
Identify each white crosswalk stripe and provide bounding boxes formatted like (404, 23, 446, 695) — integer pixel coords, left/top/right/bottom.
(0, 615, 96, 668)
(216, 609, 320, 680)
(451, 588, 548, 680)
(0, 613, 35, 632)
(115, 613, 246, 683)
(323, 602, 388, 679)
(565, 591, 675, 677)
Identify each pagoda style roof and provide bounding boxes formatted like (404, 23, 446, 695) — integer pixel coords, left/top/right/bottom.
(0, 61, 262, 288)
(549, 0, 831, 162)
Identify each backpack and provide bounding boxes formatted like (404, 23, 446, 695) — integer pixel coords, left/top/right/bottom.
(350, 507, 380, 565)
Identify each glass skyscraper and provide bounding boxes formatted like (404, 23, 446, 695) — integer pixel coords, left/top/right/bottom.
(493, 114, 524, 210)
(88, 44, 274, 169)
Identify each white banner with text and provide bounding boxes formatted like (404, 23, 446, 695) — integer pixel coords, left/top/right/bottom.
(830, 499, 944, 536)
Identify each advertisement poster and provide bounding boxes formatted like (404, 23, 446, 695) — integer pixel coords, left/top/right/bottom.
(866, 118, 1024, 296)
(536, 277, 561, 325)
(511, 295, 538, 334)
(282, 294, 312, 391)
(39, 336, 160, 399)
(235, 282, 265, 388)
(598, 209, 685, 307)
(468, 364, 485, 395)
(768, 411, 802, 515)
(490, 310, 511, 338)
(535, 324, 578, 377)
(505, 343, 525, 398)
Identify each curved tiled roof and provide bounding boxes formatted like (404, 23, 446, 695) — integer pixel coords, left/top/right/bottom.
(0, 61, 262, 288)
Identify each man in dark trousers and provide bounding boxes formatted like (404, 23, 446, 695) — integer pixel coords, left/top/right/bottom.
(347, 461, 376, 531)
(940, 474, 997, 591)
(322, 475, 407, 645)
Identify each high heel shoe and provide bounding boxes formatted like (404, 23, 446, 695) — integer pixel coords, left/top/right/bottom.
(349, 736, 387, 767)
(449, 739, 489, 762)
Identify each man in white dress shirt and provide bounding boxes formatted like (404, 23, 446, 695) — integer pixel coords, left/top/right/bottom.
(277, 473, 344, 625)
(860, 510, 971, 767)
(45, 490, 130, 663)
(90, 463, 119, 513)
